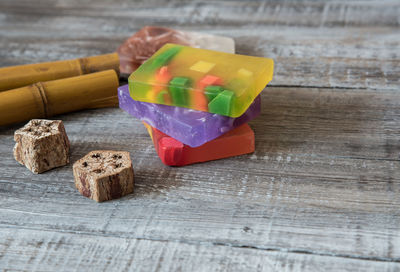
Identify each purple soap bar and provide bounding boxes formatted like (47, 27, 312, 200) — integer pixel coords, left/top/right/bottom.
(118, 84, 260, 147)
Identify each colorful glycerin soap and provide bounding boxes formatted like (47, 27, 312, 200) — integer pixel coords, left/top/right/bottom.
(128, 43, 273, 117)
(144, 123, 255, 166)
(117, 26, 235, 75)
(118, 84, 260, 147)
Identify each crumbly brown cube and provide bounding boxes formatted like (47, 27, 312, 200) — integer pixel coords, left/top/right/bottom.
(13, 119, 70, 174)
(73, 150, 134, 202)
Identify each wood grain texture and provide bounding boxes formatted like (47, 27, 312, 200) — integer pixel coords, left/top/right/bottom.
(1, 87, 400, 270)
(0, 0, 399, 90)
(1, 0, 400, 271)
(1, 228, 399, 272)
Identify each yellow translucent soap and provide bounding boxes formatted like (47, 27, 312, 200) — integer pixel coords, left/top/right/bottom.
(128, 43, 274, 117)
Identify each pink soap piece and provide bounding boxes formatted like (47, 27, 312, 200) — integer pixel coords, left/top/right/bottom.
(118, 26, 190, 75)
(117, 26, 235, 75)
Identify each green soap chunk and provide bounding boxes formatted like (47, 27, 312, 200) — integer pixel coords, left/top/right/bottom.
(170, 86, 186, 106)
(204, 85, 223, 102)
(170, 77, 190, 87)
(208, 90, 235, 116)
(148, 46, 182, 71)
(169, 77, 191, 106)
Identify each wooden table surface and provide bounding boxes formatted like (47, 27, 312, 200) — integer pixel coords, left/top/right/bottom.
(1, 0, 399, 271)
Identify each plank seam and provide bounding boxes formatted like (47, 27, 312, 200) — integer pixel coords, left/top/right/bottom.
(1, 224, 399, 264)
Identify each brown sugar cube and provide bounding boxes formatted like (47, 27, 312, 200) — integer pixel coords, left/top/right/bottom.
(13, 119, 70, 174)
(73, 150, 134, 202)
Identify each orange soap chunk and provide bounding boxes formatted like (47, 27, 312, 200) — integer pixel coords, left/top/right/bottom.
(148, 66, 173, 101)
(144, 122, 255, 166)
(191, 75, 223, 111)
(197, 75, 223, 90)
(191, 90, 208, 112)
(155, 66, 172, 83)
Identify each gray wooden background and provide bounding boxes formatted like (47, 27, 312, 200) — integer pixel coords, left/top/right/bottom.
(1, 0, 399, 271)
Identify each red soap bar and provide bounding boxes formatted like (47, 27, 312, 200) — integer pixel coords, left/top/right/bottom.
(144, 122, 255, 166)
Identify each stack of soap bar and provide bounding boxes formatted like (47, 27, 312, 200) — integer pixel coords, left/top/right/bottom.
(118, 84, 260, 147)
(143, 122, 254, 166)
(120, 43, 274, 166)
(128, 43, 273, 117)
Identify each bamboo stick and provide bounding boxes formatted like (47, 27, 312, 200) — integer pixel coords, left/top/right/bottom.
(0, 70, 119, 126)
(0, 53, 119, 92)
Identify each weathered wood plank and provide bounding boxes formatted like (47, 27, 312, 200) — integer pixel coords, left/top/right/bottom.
(1, 228, 399, 272)
(1, 0, 399, 28)
(1, 87, 399, 263)
(1, 1, 399, 270)
(0, 0, 399, 90)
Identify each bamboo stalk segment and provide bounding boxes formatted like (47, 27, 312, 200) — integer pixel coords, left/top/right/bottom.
(0, 53, 119, 92)
(0, 70, 119, 126)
